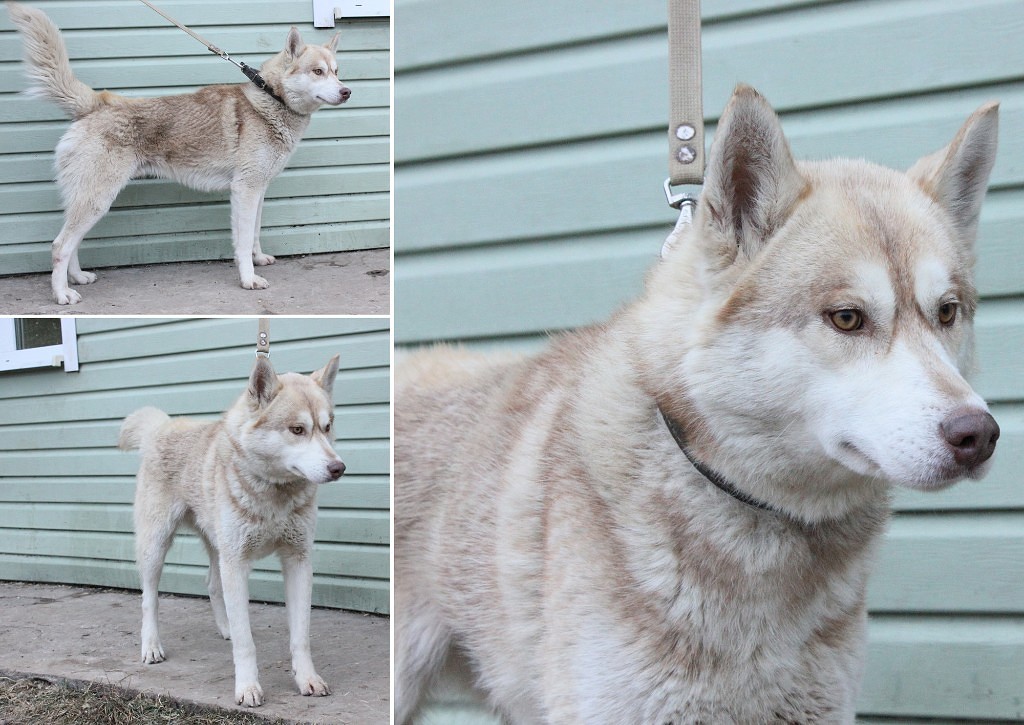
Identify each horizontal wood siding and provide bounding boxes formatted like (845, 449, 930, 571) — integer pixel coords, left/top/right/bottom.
(0, 0, 390, 274)
(395, 0, 1024, 720)
(0, 317, 391, 614)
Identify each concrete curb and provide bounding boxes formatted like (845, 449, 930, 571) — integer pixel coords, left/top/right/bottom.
(0, 250, 390, 316)
(0, 582, 389, 724)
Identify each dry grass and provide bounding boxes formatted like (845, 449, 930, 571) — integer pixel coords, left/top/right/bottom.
(0, 673, 294, 725)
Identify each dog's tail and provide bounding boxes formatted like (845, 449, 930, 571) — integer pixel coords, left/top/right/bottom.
(6, 1, 115, 119)
(119, 407, 171, 451)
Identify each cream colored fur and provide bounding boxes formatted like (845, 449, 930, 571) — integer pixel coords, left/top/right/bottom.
(6, 1, 351, 304)
(120, 355, 345, 707)
(394, 86, 1000, 723)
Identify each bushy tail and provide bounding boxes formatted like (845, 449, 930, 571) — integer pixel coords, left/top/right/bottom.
(6, 1, 109, 119)
(119, 407, 171, 451)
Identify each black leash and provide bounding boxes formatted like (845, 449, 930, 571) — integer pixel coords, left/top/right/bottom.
(138, 0, 287, 107)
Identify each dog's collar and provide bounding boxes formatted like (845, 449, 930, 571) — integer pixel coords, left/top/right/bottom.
(240, 62, 287, 107)
(658, 406, 794, 520)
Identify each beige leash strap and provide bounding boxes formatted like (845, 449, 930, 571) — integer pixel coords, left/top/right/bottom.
(256, 318, 271, 358)
(137, 0, 231, 61)
(665, 0, 704, 212)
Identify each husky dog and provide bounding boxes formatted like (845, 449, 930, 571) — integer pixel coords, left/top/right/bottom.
(6, 1, 351, 304)
(119, 354, 345, 707)
(394, 85, 1000, 723)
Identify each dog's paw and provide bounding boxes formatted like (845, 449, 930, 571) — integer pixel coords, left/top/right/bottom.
(295, 672, 330, 697)
(235, 682, 264, 707)
(141, 642, 165, 664)
(253, 253, 276, 266)
(241, 275, 270, 290)
(54, 288, 82, 305)
(69, 270, 97, 285)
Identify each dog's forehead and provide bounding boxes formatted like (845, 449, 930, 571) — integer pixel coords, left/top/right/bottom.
(301, 45, 337, 70)
(793, 163, 963, 283)
(268, 374, 333, 418)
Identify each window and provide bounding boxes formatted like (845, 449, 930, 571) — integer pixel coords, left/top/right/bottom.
(0, 318, 79, 372)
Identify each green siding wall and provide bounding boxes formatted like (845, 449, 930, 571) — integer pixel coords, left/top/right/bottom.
(395, 0, 1024, 721)
(0, 317, 391, 614)
(0, 0, 390, 274)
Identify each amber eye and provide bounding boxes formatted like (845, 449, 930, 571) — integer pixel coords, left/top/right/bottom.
(938, 302, 958, 326)
(313, 68, 324, 76)
(290, 425, 305, 436)
(829, 309, 864, 333)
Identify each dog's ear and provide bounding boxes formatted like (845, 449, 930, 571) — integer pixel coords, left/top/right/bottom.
(310, 354, 340, 398)
(324, 32, 340, 53)
(907, 102, 999, 245)
(248, 356, 280, 408)
(699, 84, 807, 262)
(286, 27, 304, 58)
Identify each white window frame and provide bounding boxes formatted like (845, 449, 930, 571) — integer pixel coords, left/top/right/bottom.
(313, 0, 390, 27)
(0, 318, 79, 372)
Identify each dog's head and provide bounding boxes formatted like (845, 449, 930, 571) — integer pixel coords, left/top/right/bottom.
(230, 354, 346, 485)
(643, 85, 999, 514)
(263, 27, 351, 112)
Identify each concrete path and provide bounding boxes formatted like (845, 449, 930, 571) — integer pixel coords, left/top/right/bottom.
(0, 250, 390, 316)
(0, 581, 389, 724)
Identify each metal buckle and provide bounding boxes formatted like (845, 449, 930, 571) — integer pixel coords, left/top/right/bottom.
(664, 178, 696, 212)
(663, 178, 696, 222)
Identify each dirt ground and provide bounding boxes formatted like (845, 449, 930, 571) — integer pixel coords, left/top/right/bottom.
(0, 250, 390, 316)
(0, 582, 389, 725)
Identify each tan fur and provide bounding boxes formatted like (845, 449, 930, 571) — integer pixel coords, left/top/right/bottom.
(120, 355, 344, 707)
(394, 86, 1000, 723)
(5, 1, 350, 304)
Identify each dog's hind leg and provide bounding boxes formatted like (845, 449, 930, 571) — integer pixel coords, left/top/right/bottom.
(134, 500, 184, 664)
(51, 134, 133, 304)
(50, 211, 106, 305)
(230, 181, 270, 290)
(394, 585, 452, 724)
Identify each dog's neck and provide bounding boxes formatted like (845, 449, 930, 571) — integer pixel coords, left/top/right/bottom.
(658, 406, 811, 526)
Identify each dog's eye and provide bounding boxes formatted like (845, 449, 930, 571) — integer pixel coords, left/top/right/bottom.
(938, 301, 958, 326)
(313, 68, 324, 76)
(290, 425, 305, 436)
(829, 309, 863, 333)
(324, 422, 331, 433)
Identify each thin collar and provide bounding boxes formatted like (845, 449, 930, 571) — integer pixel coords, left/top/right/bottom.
(658, 406, 796, 522)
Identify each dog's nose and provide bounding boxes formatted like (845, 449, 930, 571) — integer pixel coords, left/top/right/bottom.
(339, 86, 351, 102)
(327, 460, 346, 480)
(941, 410, 1000, 468)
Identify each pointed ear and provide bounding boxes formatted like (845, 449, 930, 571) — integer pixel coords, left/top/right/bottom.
(699, 85, 807, 261)
(286, 27, 304, 57)
(248, 356, 280, 408)
(907, 102, 999, 244)
(324, 32, 340, 53)
(310, 354, 340, 398)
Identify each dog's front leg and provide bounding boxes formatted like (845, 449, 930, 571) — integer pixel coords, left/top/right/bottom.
(281, 552, 330, 696)
(219, 555, 263, 707)
(230, 181, 270, 290)
(251, 194, 276, 267)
